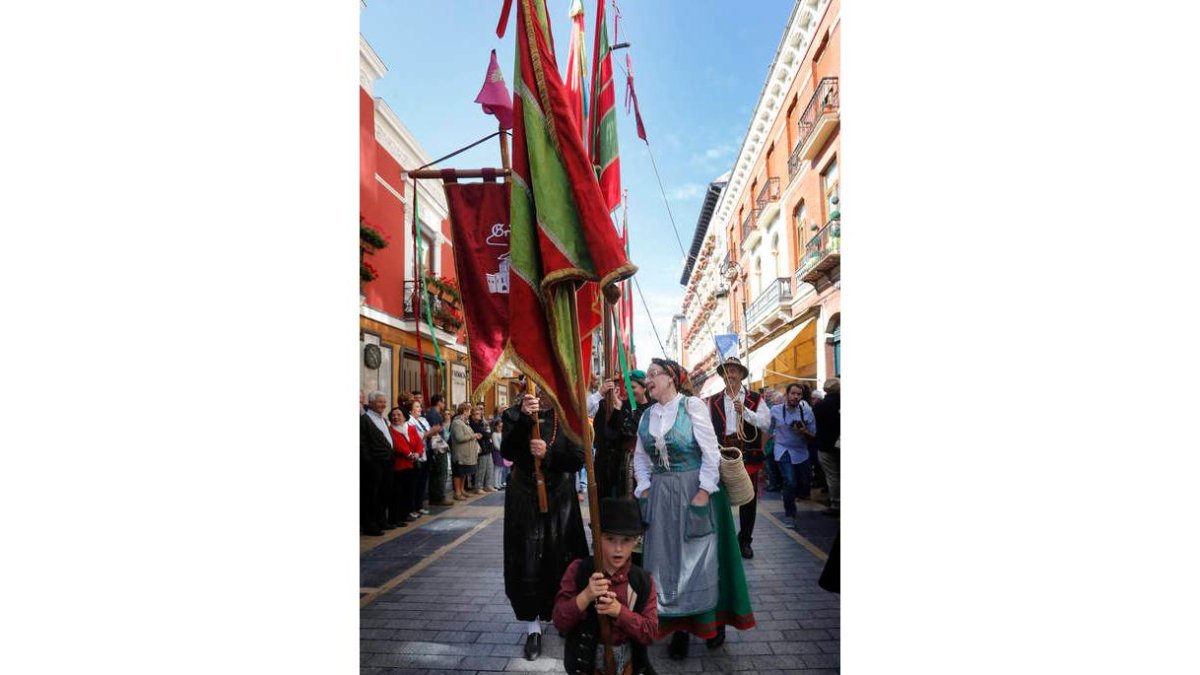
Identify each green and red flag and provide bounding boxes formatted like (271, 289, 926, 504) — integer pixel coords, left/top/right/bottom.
(508, 0, 637, 444)
(564, 0, 588, 142)
(589, 0, 621, 213)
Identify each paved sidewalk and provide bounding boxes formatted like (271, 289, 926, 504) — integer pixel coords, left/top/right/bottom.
(361, 490, 839, 673)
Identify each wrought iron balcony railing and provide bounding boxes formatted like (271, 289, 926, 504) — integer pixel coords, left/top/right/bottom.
(402, 281, 462, 331)
(795, 77, 839, 160)
(755, 176, 780, 211)
(740, 209, 761, 243)
(788, 143, 804, 182)
(797, 218, 842, 283)
(745, 277, 793, 329)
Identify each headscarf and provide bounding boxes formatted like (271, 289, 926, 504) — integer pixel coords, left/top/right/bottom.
(650, 358, 692, 396)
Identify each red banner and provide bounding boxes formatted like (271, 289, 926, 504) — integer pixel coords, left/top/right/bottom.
(445, 181, 512, 400)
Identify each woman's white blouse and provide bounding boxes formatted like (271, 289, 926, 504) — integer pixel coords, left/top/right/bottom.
(633, 393, 721, 497)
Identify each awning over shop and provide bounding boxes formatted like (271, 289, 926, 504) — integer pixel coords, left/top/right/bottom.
(747, 317, 815, 388)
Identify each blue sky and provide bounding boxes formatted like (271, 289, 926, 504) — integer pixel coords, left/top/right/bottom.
(361, 0, 795, 364)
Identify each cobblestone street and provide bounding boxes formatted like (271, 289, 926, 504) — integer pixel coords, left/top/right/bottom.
(361, 490, 839, 674)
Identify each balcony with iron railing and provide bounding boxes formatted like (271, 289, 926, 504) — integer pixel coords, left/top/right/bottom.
(797, 217, 842, 285)
(793, 77, 840, 164)
(740, 208, 761, 247)
(402, 280, 464, 333)
(745, 277, 793, 334)
(755, 177, 781, 211)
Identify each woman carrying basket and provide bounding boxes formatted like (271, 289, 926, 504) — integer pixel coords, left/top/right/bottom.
(633, 358, 756, 662)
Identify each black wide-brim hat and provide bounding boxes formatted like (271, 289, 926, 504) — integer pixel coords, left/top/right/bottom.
(599, 497, 645, 537)
(716, 356, 750, 380)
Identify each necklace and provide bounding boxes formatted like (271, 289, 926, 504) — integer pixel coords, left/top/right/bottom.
(539, 407, 559, 447)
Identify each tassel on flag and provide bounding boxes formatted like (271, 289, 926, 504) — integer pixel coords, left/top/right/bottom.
(475, 49, 514, 130)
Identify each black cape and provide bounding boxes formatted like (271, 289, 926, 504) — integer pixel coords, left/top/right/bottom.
(591, 400, 646, 500)
(501, 404, 589, 621)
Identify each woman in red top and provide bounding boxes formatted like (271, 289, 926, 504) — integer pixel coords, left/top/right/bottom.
(387, 401, 424, 528)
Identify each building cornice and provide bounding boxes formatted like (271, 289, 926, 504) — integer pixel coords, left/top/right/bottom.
(373, 99, 449, 221)
(710, 0, 832, 240)
(359, 34, 387, 95)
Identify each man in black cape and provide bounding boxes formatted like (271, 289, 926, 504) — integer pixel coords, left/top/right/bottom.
(501, 382, 589, 661)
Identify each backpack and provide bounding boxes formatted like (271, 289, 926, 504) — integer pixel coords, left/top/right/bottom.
(562, 559, 652, 675)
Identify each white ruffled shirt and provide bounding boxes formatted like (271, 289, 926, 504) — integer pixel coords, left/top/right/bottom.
(633, 393, 721, 497)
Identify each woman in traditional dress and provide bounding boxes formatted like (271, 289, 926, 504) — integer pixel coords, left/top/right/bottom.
(633, 358, 756, 661)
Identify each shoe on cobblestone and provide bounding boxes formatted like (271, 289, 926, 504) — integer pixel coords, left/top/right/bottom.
(439, 498, 455, 506)
(706, 626, 726, 649)
(524, 633, 541, 661)
(668, 631, 689, 660)
(419, 508, 431, 515)
(740, 542, 754, 559)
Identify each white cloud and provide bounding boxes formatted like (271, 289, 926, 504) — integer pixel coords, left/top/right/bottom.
(669, 183, 703, 201)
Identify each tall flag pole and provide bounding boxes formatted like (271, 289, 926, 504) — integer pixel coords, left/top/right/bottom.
(508, 0, 638, 669)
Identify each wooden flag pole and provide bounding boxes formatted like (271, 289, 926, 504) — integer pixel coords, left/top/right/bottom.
(572, 286, 617, 675)
(525, 379, 550, 514)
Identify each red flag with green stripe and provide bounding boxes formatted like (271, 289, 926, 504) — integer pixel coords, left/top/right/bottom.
(508, 0, 637, 444)
(589, 0, 620, 213)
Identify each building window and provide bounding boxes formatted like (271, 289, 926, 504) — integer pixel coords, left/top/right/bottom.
(794, 201, 808, 243)
(821, 158, 839, 223)
(770, 233, 781, 278)
(419, 231, 435, 276)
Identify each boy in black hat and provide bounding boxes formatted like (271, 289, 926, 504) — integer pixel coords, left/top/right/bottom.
(553, 497, 659, 675)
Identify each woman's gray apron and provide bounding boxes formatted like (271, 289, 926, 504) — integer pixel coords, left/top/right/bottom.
(638, 400, 719, 617)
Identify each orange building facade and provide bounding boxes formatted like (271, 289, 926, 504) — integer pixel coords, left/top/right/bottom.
(682, 0, 841, 394)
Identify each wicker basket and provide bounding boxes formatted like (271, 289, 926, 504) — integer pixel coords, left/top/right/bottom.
(718, 446, 755, 507)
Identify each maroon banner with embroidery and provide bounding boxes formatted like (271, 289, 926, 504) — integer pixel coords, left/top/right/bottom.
(444, 181, 512, 400)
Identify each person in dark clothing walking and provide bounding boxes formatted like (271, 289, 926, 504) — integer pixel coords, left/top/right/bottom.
(812, 378, 841, 515)
(501, 385, 589, 661)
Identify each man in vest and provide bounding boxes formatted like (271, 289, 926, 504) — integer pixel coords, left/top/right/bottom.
(706, 357, 771, 559)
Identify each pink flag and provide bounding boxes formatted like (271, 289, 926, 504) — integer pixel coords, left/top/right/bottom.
(475, 49, 513, 130)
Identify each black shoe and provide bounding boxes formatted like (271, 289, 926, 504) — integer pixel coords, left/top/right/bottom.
(706, 626, 726, 649)
(524, 632, 542, 661)
(668, 631, 689, 660)
(740, 542, 754, 559)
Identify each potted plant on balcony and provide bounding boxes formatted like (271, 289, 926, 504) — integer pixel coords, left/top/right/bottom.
(361, 219, 389, 255)
(433, 303, 464, 332)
